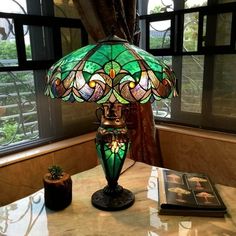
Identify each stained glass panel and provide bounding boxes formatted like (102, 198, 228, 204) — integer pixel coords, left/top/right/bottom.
(46, 38, 176, 104)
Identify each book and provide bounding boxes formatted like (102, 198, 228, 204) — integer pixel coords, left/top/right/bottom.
(158, 168, 227, 217)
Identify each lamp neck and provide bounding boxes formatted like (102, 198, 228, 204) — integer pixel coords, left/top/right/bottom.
(100, 103, 125, 128)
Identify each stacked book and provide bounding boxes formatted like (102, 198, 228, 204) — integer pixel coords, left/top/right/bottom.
(158, 168, 227, 217)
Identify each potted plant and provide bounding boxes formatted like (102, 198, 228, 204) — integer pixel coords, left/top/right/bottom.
(43, 165, 72, 210)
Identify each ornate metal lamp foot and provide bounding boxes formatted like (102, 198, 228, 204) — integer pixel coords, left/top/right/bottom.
(91, 185, 135, 211)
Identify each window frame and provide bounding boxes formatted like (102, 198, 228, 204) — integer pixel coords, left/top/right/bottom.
(0, 2, 89, 156)
(139, 1, 236, 134)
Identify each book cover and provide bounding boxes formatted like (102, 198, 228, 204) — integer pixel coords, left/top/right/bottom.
(158, 168, 227, 217)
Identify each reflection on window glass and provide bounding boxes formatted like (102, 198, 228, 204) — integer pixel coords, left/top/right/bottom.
(215, 13, 232, 46)
(0, 0, 27, 14)
(212, 55, 236, 118)
(62, 102, 98, 136)
(156, 56, 172, 66)
(152, 99, 172, 118)
(0, 18, 18, 67)
(202, 15, 207, 47)
(185, 0, 207, 9)
(53, 0, 80, 18)
(181, 56, 204, 113)
(183, 13, 199, 52)
(26, 25, 54, 61)
(152, 56, 173, 118)
(0, 71, 39, 147)
(23, 25, 32, 60)
(149, 20, 171, 49)
(148, 0, 173, 14)
(61, 28, 82, 56)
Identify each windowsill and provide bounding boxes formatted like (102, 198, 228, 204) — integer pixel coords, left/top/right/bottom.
(156, 124, 236, 144)
(0, 132, 96, 168)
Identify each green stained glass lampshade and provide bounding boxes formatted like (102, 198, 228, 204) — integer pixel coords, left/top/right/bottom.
(45, 36, 177, 104)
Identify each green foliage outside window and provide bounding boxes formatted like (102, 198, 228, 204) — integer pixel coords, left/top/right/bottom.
(150, 36, 170, 49)
(0, 40, 36, 147)
(0, 40, 31, 59)
(0, 121, 21, 145)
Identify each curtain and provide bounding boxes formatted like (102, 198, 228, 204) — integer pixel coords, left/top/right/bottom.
(73, 0, 162, 166)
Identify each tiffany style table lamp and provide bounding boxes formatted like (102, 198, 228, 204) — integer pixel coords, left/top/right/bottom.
(45, 35, 176, 211)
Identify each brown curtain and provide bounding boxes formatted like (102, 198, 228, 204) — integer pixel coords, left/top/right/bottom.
(73, 0, 162, 166)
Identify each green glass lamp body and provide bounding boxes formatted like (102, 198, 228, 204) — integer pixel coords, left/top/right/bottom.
(92, 103, 134, 210)
(45, 35, 176, 211)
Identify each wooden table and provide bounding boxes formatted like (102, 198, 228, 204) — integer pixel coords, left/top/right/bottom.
(1, 159, 236, 236)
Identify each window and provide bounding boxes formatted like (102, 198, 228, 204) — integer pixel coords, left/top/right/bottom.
(0, 0, 97, 156)
(139, 0, 236, 133)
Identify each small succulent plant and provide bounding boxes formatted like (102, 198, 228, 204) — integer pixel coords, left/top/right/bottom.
(48, 165, 63, 180)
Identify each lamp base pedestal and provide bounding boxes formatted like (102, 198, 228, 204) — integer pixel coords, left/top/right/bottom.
(91, 186, 135, 211)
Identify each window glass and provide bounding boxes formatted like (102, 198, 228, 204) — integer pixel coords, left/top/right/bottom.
(218, 0, 236, 3)
(183, 0, 207, 51)
(0, 18, 18, 67)
(0, 71, 38, 147)
(62, 102, 98, 136)
(215, 13, 232, 46)
(212, 55, 236, 118)
(152, 56, 173, 118)
(54, 0, 80, 18)
(148, 0, 173, 14)
(61, 28, 82, 56)
(184, 0, 207, 9)
(202, 15, 207, 47)
(0, 0, 27, 14)
(149, 20, 171, 49)
(152, 99, 172, 118)
(26, 25, 54, 61)
(183, 13, 199, 52)
(181, 56, 204, 113)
